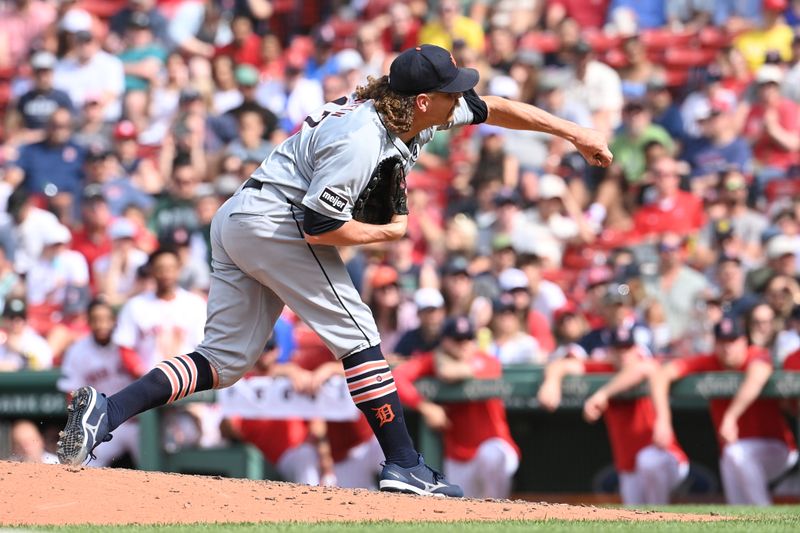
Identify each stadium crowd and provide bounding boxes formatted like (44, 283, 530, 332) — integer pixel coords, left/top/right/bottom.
(1, 0, 800, 505)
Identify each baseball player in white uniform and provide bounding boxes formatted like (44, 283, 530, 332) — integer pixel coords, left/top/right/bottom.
(58, 44, 611, 497)
(58, 300, 139, 467)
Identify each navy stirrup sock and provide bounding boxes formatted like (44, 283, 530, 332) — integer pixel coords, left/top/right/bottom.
(106, 352, 214, 431)
(342, 345, 418, 468)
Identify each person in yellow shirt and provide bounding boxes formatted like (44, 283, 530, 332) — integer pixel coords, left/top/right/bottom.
(419, 0, 485, 53)
(734, 0, 794, 72)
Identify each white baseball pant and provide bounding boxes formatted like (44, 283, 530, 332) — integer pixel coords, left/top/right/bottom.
(334, 437, 384, 489)
(720, 438, 798, 506)
(443, 438, 519, 499)
(618, 445, 689, 505)
(276, 442, 320, 485)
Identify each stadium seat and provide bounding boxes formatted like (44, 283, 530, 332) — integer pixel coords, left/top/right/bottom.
(698, 26, 732, 49)
(640, 29, 695, 50)
(583, 31, 623, 53)
(664, 48, 718, 68)
(664, 68, 690, 87)
(764, 179, 800, 203)
(518, 31, 561, 53)
(602, 48, 628, 69)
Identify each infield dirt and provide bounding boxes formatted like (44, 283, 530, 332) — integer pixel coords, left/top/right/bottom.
(0, 461, 721, 525)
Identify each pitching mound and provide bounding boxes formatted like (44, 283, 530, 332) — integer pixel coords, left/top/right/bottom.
(0, 461, 718, 525)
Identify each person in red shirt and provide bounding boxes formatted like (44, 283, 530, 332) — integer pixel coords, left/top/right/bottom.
(219, 337, 321, 485)
(632, 156, 705, 238)
(784, 347, 800, 370)
(650, 316, 798, 505)
(70, 187, 113, 293)
(393, 316, 520, 499)
(538, 323, 688, 505)
(214, 16, 262, 67)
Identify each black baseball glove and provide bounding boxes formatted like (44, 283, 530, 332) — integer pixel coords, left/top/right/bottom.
(351, 156, 408, 225)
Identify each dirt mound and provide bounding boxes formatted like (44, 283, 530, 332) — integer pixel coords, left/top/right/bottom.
(0, 461, 719, 525)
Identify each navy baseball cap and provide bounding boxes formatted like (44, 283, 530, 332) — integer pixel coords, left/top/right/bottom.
(714, 316, 745, 341)
(609, 323, 636, 348)
(389, 45, 479, 95)
(441, 316, 476, 341)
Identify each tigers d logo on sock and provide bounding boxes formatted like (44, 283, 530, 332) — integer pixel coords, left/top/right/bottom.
(372, 403, 395, 427)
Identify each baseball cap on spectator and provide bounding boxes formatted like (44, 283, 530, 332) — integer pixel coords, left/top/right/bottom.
(162, 227, 191, 248)
(82, 183, 106, 202)
(494, 188, 521, 207)
(498, 268, 528, 292)
(704, 65, 723, 83)
(714, 219, 734, 241)
(488, 75, 520, 100)
(443, 255, 470, 276)
(493, 293, 517, 314)
(514, 49, 544, 69)
(623, 100, 646, 114)
(312, 24, 336, 48)
(44, 224, 72, 246)
(179, 87, 202, 105)
(263, 336, 277, 352)
(414, 287, 445, 311)
(609, 323, 636, 348)
(60, 8, 92, 33)
(388, 44, 479, 95)
(764, 50, 783, 65)
(128, 11, 152, 30)
(235, 65, 260, 87)
(108, 218, 136, 241)
(646, 75, 668, 92)
(539, 174, 567, 200)
(2, 298, 26, 320)
(336, 49, 364, 73)
(764, 0, 788, 11)
(441, 316, 475, 341)
(85, 146, 111, 162)
(370, 265, 399, 289)
(767, 235, 797, 259)
(492, 233, 514, 252)
(586, 265, 613, 289)
(31, 51, 57, 71)
(755, 64, 783, 85)
(714, 315, 745, 341)
(553, 302, 579, 323)
(113, 120, 137, 141)
(603, 283, 632, 306)
(717, 253, 742, 267)
(572, 40, 592, 56)
(74, 30, 93, 44)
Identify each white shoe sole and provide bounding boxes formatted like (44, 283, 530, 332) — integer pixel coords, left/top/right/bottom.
(57, 387, 97, 466)
(379, 479, 447, 497)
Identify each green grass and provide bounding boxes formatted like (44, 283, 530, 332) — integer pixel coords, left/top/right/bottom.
(9, 506, 800, 533)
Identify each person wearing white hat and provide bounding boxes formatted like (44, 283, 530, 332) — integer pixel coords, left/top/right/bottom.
(389, 288, 447, 364)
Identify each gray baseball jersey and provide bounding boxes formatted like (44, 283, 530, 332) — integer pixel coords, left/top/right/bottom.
(197, 94, 480, 387)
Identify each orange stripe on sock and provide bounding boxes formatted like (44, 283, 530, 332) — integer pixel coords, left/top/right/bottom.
(347, 370, 393, 393)
(178, 355, 198, 397)
(170, 357, 191, 400)
(344, 361, 387, 379)
(156, 362, 180, 403)
(351, 382, 397, 404)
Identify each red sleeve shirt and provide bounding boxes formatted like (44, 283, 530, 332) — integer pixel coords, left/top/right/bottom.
(393, 352, 520, 462)
(231, 416, 309, 465)
(783, 349, 800, 370)
(631, 191, 706, 238)
(672, 348, 797, 451)
(583, 361, 687, 472)
(744, 100, 800, 170)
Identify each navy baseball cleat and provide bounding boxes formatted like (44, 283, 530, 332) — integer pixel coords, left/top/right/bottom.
(379, 455, 463, 497)
(57, 386, 112, 466)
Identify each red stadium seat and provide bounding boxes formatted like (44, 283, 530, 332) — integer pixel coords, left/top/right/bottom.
(518, 31, 561, 53)
(602, 48, 628, 69)
(664, 68, 690, 87)
(664, 48, 718, 68)
(765, 179, 800, 203)
(583, 31, 623, 53)
(640, 29, 695, 50)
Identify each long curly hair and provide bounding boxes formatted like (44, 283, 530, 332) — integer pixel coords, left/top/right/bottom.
(354, 75, 415, 134)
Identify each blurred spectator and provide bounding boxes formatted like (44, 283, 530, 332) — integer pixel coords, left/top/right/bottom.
(733, 0, 794, 72)
(118, 12, 167, 93)
(168, 0, 231, 59)
(108, 0, 169, 48)
(608, 0, 667, 30)
(0, 248, 21, 314)
(645, 76, 685, 142)
(225, 64, 280, 141)
(763, 274, 800, 326)
(6, 107, 85, 198)
(7, 420, 58, 464)
(680, 67, 738, 140)
(364, 265, 411, 352)
(391, 288, 446, 362)
(113, 248, 207, 375)
(712, 255, 760, 319)
(650, 316, 798, 505)
(580, 283, 653, 359)
(94, 219, 149, 307)
(0, 297, 52, 371)
(211, 55, 242, 114)
(488, 293, 542, 364)
(54, 21, 125, 120)
(563, 41, 623, 134)
(4, 188, 62, 275)
(441, 256, 477, 317)
(150, 162, 200, 242)
(667, 0, 713, 30)
(257, 59, 324, 133)
(82, 149, 155, 217)
(225, 109, 275, 163)
(619, 37, 661, 101)
(546, 0, 610, 30)
(539, 322, 689, 505)
(632, 155, 705, 237)
(742, 65, 800, 184)
(419, 0, 485, 53)
(549, 303, 590, 361)
(73, 97, 114, 152)
(746, 235, 799, 293)
(497, 265, 556, 354)
(783, 35, 800, 104)
(643, 233, 709, 349)
(161, 225, 210, 294)
(70, 186, 112, 290)
(394, 317, 520, 499)
(611, 101, 675, 184)
(775, 304, 800, 363)
(0, 0, 56, 71)
(380, 3, 420, 53)
(355, 24, 387, 80)
(746, 302, 779, 360)
(58, 299, 139, 467)
(215, 15, 261, 67)
(5, 51, 73, 147)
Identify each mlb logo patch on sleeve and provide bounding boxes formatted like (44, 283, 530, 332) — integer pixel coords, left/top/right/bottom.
(319, 188, 348, 212)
